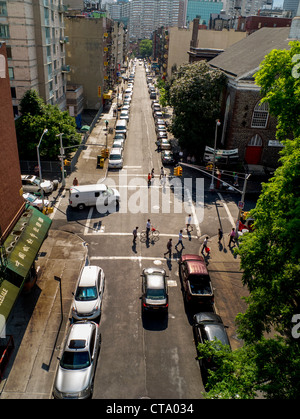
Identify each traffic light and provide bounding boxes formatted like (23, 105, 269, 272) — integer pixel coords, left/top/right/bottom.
(174, 166, 182, 176)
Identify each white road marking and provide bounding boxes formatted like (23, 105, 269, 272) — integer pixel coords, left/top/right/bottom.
(217, 192, 236, 228)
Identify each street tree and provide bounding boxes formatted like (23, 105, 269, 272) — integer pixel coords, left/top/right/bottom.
(139, 39, 152, 58)
(15, 89, 81, 160)
(168, 61, 226, 157)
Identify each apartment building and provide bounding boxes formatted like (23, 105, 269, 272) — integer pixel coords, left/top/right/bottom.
(0, 0, 68, 116)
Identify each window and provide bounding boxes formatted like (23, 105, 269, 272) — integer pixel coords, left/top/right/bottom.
(8, 66, 14, 79)
(248, 134, 262, 147)
(0, 24, 9, 38)
(0, 2, 7, 16)
(251, 101, 269, 128)
(11, 87, 16, 98)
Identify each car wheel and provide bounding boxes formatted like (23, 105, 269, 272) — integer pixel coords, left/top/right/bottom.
(77, 203, 85, 210)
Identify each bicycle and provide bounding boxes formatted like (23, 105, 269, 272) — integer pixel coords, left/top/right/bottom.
(140, 227, 160, 242)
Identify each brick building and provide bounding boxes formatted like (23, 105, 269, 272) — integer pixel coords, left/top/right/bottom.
(209, 26, 293, 168)
(0, 43, 24, 240)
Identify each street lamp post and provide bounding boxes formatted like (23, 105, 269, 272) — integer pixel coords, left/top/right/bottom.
(56, 133, 66, 187)
(210, 119, 221, 191)
(36, 128, 48, 209)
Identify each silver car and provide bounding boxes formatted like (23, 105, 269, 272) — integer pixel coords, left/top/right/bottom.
(72, 265, 105, 321)
(53, 321, 101, 399)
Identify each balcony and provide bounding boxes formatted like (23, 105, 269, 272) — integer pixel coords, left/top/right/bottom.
(61, 65, 70, 73)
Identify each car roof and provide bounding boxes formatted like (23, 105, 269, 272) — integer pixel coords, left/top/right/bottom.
(181, 254, 208, 275)
(70, 184, 107, 193)
(110, 148, 122, 155)
(78, 265, 100, 287)
(66, 322, 95, 351)
(144, 268, 166, 289)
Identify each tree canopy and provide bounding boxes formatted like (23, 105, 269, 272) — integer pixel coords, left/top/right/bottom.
(139, 39, 152, 58)
(16, 90, 81, 160)
(167, 61, 226, 157)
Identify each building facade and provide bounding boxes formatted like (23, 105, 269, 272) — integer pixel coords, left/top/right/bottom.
(186, 0, 224, 26)
(0, 0, 69, 116)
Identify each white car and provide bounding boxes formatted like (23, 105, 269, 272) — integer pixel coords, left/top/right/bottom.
(53, 321, 101, 399)
(121, 105, 130, 113)
(23, 193, 49, 211)
(120, 110, 129, 121)
(108, 148, 123, 169)
(72, 265, 105, 321)
(112, 140, 124, 150)
(21, 174, 54, 195)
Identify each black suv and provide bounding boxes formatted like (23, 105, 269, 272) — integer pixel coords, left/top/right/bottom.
(193, 312, 231, 376)
(141, 268, 168, 314)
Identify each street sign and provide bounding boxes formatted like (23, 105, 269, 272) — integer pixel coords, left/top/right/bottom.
(238, 201, 244, 209)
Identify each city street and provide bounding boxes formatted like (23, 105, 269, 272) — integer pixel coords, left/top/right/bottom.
(47, 63, 251, 399)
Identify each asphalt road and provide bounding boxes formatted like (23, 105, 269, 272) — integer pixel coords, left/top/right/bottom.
(49, 63, 253, 399)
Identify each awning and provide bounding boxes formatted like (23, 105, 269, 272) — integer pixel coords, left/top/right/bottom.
(0, 280, 20, 337)
(3, 206, 52, 281)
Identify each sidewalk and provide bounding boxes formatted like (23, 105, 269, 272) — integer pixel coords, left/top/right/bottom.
(0, 230, 88, 399)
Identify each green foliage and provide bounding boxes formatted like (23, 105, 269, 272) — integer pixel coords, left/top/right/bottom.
(15, 90, 81, 160)
(199, 337, 300, 399)
(168, 61, 226, 157)
(254, 41, 300, 140)
(139, 39, 152, 58)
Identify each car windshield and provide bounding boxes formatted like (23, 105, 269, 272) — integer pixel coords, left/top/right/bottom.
(107, 188, 114, 195)
(26, 194, 36, 203)
(146, 288, 166, 300)
(190, 276, 210, 294)
(110, 154, 121, 160)
(32, 178, 41, 186)
(60, 350, 90, 370)
(75, 286, 97, 301)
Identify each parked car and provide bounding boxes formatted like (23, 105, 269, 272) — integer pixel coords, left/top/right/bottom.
(141, 267, 168, 314)
(179, 254, 214, 306)
(161, 150, 175, 165)
(123, 100, 131, 108)
(150, 91, 157, 99)
(156, 124, 167, 135)
(108, 148, 123, 169)
(154, 111, 163, 120)
(72, 265, 105, 321)
(155, 118, 165, 127)
(121, 105, 130, 113)
(193, 312, 231, 376)
(157, 131, 168, 141)
(113, 133, 126, 142)
(151, 100, 159, 109)
(112, 140, 124, 150)
(21, 174, 55, 195)
(23, 193, 50, 211)
(160, 139, 172, 151)
(120, 110, 129, 121)
(53, 321, 101, 399)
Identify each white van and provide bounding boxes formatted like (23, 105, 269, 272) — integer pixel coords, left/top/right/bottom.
(69, 184, 120, 210)
(115, 119, 127, 138)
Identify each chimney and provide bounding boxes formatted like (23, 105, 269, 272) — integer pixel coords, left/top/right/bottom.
(190, 18, 199, 48)
(288, 2, 300, 39)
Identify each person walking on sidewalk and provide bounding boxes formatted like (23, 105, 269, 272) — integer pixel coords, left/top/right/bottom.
(218, 228, 223, 244)
(73, 177, 79, 186)
(146, 219, 151, 240)
(164, 238, 172, 259)
(186, 214, 193, 232)
(175, 230, 184, 250)
(201, 236, 209, 255)
(228, 228, 236, 246)
(133, 227, 138, 244)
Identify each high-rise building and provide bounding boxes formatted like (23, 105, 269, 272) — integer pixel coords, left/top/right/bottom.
(283, 0, 300, 17)
(186, 0, 224, 26)
(224, 0, 273, 18)
(0, 0, 68, 116)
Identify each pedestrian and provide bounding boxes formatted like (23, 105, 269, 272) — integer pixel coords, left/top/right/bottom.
(175, 230, 184, 250)
(151, 168, 155, 178)
(73, 177, 79, 186)
(164, 238, 172, 258)
(218, 228, 223, 243)
(233, 172, 239, 186)
(133, 226, 138, 244)
(105, 120, 109, 130)
(147, 173, 151, 187)
(201, 236, 209, 255)
(186, 214, 192, 232)
(146, 219, 151, 239)
(179, 150, 183, 162)
(160, 167, 164, 180)
(228, 228, 236, 246)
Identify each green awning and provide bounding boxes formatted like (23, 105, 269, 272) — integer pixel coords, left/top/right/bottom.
(4, 206, 52, 280)
(0, 280, 20, 337)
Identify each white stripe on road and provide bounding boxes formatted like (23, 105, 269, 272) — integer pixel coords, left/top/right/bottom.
(217, 192, 236, 228)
